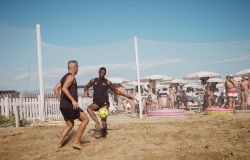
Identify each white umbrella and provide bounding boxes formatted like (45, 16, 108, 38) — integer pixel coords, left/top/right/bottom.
(108, 77, 128, 84)
(141, 74, 173, 81)
(235, 68, 250, 76)
(124, 81, 148, 86)
(171, 79, 187, 84)
(207, 78, 224, 83)
(184, 71, 221, 80)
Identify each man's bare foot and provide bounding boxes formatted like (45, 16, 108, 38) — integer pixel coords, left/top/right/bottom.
(73, 143, 83, 150)
(95, 124, 103, 130)
(54, 144, 63, 152)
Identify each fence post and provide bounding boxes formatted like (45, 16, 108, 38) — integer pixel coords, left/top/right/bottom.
(13, 98, 20, 127)
(4, 97, 9, 118)
(38, 95, 45, 122)
(18, 98, 23, 120)
(0, 98, 4, 116)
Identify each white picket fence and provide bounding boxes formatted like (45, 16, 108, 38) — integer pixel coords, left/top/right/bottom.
(0, 97, 63, 126)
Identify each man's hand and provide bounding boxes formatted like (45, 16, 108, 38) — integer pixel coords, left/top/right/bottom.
(72, 100, 79, 110)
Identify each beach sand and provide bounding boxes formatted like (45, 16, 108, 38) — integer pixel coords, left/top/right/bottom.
(0, 112, 250, 160)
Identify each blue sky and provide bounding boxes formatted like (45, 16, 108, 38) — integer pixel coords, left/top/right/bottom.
(0, 0, 250, 91)
(1, 0, 250, 46)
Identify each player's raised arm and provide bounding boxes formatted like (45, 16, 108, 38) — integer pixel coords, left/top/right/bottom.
(84, 79, 94, 97)
(108, 81, 133, 99)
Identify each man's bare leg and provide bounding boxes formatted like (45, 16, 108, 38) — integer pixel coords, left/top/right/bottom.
(101, 118, 107, 137)
(229, 97, 232, 109)
(87, 104, 101, 126)
(208, 98, 212, 108)
(55, 120, 74, 151)
(232, 98, 236, 111)
(87, 104, 104, 138)
(242, 94, 245, 110)
(243, 93, 247, 110)
(240, 93, 244, 110)
(246, 93, 249, 110)
(73, 112, 89, 150)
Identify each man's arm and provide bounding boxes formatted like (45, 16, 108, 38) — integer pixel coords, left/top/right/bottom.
(84, 79, 94, 97)
(62, 74, 78, 109)
(225, 81, 228, 92)
(108, 81, 133, 99)
(54, 82, 61, 101)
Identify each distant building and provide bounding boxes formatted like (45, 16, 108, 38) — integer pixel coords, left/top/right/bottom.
(0, 90, 20, 98)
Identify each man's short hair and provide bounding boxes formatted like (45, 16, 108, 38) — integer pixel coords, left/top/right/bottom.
(68, 60, 78, 69)
(99, 67, 106, 73)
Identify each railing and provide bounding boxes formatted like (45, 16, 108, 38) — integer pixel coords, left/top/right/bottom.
(0, 97, 63, 127)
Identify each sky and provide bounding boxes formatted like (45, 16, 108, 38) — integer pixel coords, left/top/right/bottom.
(0, 0, 250, 91)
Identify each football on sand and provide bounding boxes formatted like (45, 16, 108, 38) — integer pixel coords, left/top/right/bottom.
(99, 107, 109, 119)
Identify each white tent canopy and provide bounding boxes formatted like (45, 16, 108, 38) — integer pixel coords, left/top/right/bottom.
(141, 74, 173, 81)
(171, 79, 187, 84)
(184, 71, 221, 80)
(124, 80, 149, 86)
(235, 68, 250, 76)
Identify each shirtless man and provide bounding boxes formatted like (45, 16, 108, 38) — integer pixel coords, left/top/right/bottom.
(225, 74, 238, 110)
(168, 86, 175, 109)
(206, 83, 213, 108)
(239, 75, 250, 110)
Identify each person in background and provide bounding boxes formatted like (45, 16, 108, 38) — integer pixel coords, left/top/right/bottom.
(238, 75, 250, 110)
(225, 74, 237, 110)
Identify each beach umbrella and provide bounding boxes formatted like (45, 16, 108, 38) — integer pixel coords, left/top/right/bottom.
(108, 77, 128, 84)
(141, 74, 173, 81)
(183, 71, 221, 80)
(124, 81, 148, 86)
(207, 78, 224, 83)
(184, 71, 221, 85)
(171, 79, 187, 84)
(141, 74, 172, 91)
(235, 68, 250, 76)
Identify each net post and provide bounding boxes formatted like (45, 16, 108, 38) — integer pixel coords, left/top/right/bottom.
(134, 36, 143, 119)
(36, 24, 45, 122)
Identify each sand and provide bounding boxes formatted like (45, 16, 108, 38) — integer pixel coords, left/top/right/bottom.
(0, 112, 250, 160)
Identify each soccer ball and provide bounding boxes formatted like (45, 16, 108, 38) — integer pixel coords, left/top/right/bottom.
(98, 107, 109, 119)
